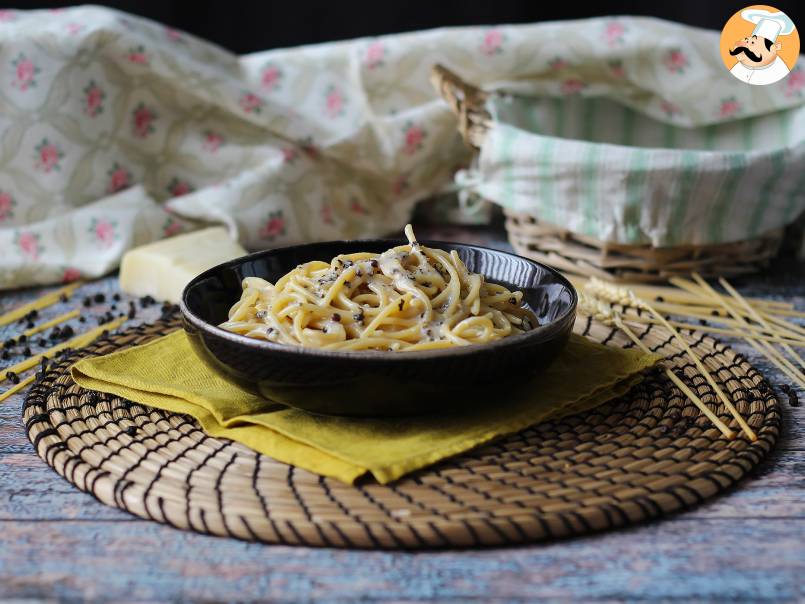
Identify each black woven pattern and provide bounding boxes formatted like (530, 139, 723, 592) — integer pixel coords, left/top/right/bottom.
(22, 315, 781, 549)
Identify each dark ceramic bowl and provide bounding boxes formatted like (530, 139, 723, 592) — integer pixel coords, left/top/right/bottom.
(180, 239, 577, 417)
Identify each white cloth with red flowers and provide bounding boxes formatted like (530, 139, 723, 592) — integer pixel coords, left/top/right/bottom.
(0, 7, 803, 287)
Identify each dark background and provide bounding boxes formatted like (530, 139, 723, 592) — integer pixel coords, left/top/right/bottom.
(7, 1, 805, 54)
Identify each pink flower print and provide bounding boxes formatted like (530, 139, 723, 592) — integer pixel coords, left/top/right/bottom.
(61, 267, 82, 283)
(259, 210, 286, 240)
(83, 80, 105, 118)
(127, 45, 149, 65)
(14, 231, 43, 261)
(239, 91, 264, 114)
(660, 100, 680, 117)
(608, 59, 626, 79)
(166, 177, 194, 198)
(34, 139, 64, 173)
(0, 10, 16, 22)
(548, 57, 568, 72)
(364, 41, 385, 69)
(162, 217, 184, 237)
(663, 48, 689, 74)
(718, 97, 741, 118)
(65, 22, 84, 35)
(0, 190, 15, 222)
(11, 53, 40, 91)
(480, 29, 505, 56)
(403, 122, 426, 155)
(560, 78, 586, 95)
(106, 163, 132, 194)
(282, 147, 299, 164)
(349, 198, 368, 215)
(320, 203, 334, 225)
(165, 27, 183, 42)
(604, 21, 625, 46)
(90, 218, 118, 248)
(203, 130, 224, 152)
(325, 85, 345, 118)
(260, 63, 282, 92)
(132, 103, 157, 138)
(784, 68, 805, 97)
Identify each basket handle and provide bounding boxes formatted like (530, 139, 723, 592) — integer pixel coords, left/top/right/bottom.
(430, 64, 491, 150)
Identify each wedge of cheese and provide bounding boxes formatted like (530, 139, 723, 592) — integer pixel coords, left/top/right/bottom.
(119, 227, 247, 303)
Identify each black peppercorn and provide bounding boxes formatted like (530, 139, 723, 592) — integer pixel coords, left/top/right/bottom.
(38, 338, 47, 347)
(789, 391, 800, 407)
(23, 346, 31, 356)
(93, 293, 105, 303)
(7, 371, 19, 384)
(125, 426, 138, 436)
(26, 321, 34, 329)
(18, 334, 27, 343)
(1, 351, 8, 360)
(83, 297, 92, 307)
(4, 338, 14, 348)
(79, 316, 86, 323)
(61, 325, 74, 338)
(59, 293, 69, 303)
(113, 293, 121, 302)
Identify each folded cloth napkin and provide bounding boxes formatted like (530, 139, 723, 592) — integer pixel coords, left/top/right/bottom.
(71, 331, 660, 484)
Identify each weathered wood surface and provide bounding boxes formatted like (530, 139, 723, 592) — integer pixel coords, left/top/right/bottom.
(1, 229, 803, 602)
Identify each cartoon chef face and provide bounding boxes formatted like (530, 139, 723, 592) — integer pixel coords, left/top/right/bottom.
(729, 34, 781, 68)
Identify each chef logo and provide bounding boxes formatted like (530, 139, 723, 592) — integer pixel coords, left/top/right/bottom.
(720, 5, 799, 86)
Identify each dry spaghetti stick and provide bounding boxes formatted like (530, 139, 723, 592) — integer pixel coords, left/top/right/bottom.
(587, 279, 757, 441)
(718, 277, 805, 373)
(618, 313, 805, 345)
(577, 295, 736, 439)
(688, 274, 805, 391)
(0, 318, 126, 382)
(570, 276, 792, 311)
(22, 309, 80, 338)
(0, 373, 37, 403)
(0, 281, 83, 327)
(613, 317, 736, 439)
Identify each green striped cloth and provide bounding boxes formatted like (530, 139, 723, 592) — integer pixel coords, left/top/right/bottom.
(473, 95, 805, 246)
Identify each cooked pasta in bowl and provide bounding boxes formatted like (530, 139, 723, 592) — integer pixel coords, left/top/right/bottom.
(180, 228, 577, 416)
(220, 226, 538, 352)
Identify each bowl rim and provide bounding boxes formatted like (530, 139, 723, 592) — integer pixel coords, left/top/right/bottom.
(179, 237, 578, 362)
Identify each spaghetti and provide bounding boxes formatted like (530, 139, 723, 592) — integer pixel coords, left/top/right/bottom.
(220, 225, 537, 351)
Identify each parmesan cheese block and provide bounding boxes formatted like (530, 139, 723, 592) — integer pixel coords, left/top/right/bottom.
(119, 227, 247, 303)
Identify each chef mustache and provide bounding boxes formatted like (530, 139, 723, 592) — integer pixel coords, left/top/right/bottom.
(729, 45, 763, 62)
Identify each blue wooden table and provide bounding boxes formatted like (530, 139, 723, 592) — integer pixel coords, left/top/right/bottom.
(1, 226, 803, 602)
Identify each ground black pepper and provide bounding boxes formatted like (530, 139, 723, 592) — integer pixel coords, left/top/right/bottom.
(1, 351, 8, 360)
(789, 391, 800, 407)
(59, 293, 69, 303)
(7, 371, 19, 384)
(79, 316, 86, 323)
(23, 346, 31, 356)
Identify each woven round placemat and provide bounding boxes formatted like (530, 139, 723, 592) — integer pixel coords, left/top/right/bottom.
(23, 313, 780, 549)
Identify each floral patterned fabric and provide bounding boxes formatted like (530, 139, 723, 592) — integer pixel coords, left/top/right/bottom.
(1, 7, 803, 288)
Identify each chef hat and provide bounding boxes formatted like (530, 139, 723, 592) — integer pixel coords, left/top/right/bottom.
(741, 9, 795, 43)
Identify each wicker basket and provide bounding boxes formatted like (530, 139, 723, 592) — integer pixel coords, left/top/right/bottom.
(430, 64, 784, 283)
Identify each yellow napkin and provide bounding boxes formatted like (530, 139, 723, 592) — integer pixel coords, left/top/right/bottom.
(71, 331, 660, 484)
